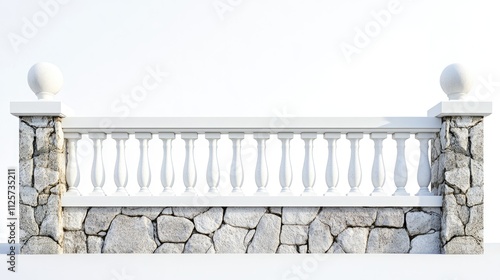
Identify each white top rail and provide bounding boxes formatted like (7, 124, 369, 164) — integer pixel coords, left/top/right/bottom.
(61, 117, 442, 133)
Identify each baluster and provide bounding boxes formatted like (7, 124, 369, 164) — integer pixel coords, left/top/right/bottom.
(89, 132, 106, 196)
(182, 132, 198, 195)
(229, 132, 245, 195)
(136, 133, 152, 195)
(206, 133, 221, 195)
(254, 132, 270, 195)
(370, 133, 387, 196)
(278, 133, 293, 195)
(112, 132, 129, 196)
(324, 133, 341, 196)
(301, 133, 316, 195)
(347, 133, 363, 196)
(416, 133, 434, 196)
(65, 133, 81, 196)
(392, 133, 410, 196)
(159, 133, 175, 196)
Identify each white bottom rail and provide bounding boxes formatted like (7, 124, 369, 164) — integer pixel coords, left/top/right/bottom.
(62, 195, 442, 207)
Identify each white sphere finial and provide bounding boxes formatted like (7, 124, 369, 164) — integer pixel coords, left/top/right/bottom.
(439, 63, 474, 101)
(27, 62, 64, 100)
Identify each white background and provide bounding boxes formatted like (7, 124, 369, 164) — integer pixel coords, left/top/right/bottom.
(0, 0, 499, 278)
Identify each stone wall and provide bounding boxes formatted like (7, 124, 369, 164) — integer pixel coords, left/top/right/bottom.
(19, 116, 66, 254)
(62, 207, 441, 254)
(431, 116, 484, 253)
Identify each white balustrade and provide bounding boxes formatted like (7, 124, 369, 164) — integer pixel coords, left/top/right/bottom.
(278, 133, 294, 195)
(136, 132, 152, 195)
(182, 132, 197, 195)
(89, 132, 106, 196)
(416, 133, 435, 196)
(65, 132, 82, 196)
(56, 118, 444, 204)
(370, 133, 387, 196)
(324, 133, 341, 196)
(392, 133, 410, 196)
(347, 133, 363, 196)
(206, 132, 221, 195)
(254, 133, 270, 195)
(159, 132, 175, 196)
(112, 132, 129, 196)
(229, 132, 245, 195)
(301, 133, 316, 195)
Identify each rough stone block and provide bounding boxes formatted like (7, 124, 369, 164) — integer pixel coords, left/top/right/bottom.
(366, 228, 409, 253)
(336, 227, 369, 253)
(224, 207, 266, 228)
(23, 116, 54, 128)
(35, 128, 55, 154)
(213, 224, 248, 253)
(102, 215, 156, 253)
(452, 116, 481, 128)
(184, 234, 214, 253)
(308, 219, 333, 253)
(193, 207, 223, 234)
(470, 159, 483, 189)
(410, 232, 441, 254)
(406, 211, 441, 236)
(248, 214, 281, 253)
(22, 236, 62, 254)
(84, 207, 121, 235)
(20, 204, 39, 243)
(375, 208, 404, 227)
(64, 231, 87, 253)
(157, 215, 194, 243)
(282, 207, 319, 225)
(20, 186, 38, 207)
(19, 121, 35, 161)
(63, 207, 88, 230)
(466, 205, 483, 242)
(445, 167, 470, 193)
(40, 212, 63, 243)
(467, 187, 483, 207)
(449, 127, 469, 155)
(19, 159, 33, 188)
(444, 236, 482, 254)
(441, 195, 465, 242)
(87, 236, 103, 253)
(280, 225, 308, 245)
(469, 121, 483, 161)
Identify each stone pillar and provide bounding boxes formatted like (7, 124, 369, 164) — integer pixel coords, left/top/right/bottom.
(12, 62, 70, 254)
(19, 117, 66, 253)
(429, 63, 492, 254)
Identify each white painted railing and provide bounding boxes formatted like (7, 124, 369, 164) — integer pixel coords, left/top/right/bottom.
(59, 116, 442, 206)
